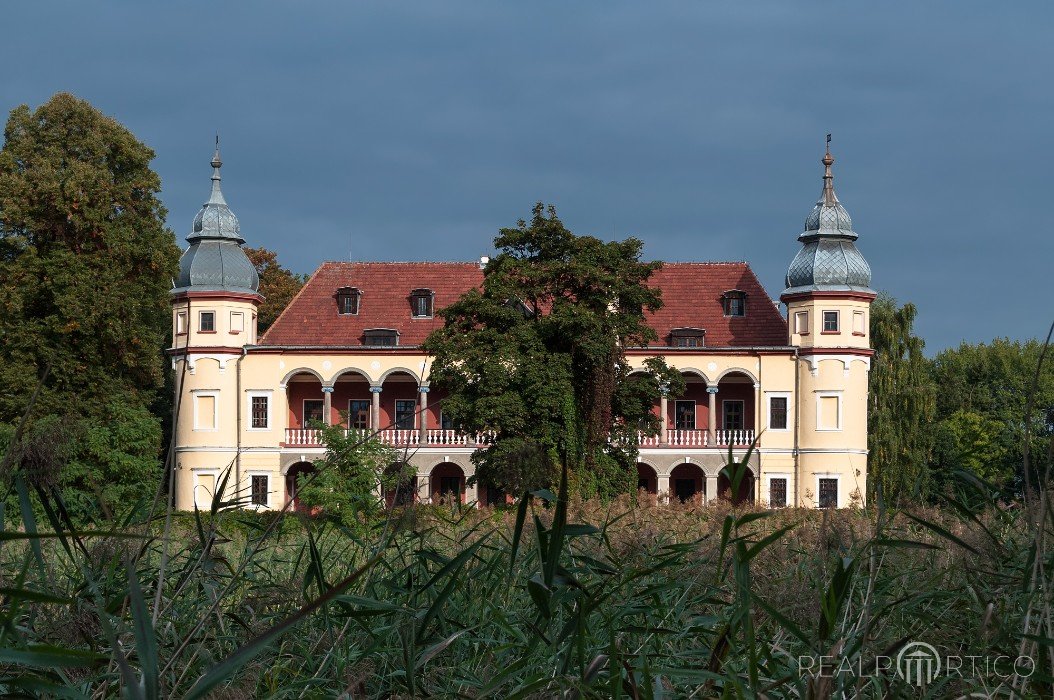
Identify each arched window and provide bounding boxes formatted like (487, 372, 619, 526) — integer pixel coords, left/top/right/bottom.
(336, 287, 361, 315)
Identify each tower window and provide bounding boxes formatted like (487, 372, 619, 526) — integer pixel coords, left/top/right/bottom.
(410, 288, 434, 318)
(231, 311, 244, 333)
(199, 311, 215, 332)
(669, 327, 705, 348)
(794, 311, 809, 335)
(176, 311, 188, 335)
(336, 287, 361, 315)
(363, 328, 399, 346)
(853, 311, 866, 336)
(822, 311, 840, 333)
(722, 290, 747, 317)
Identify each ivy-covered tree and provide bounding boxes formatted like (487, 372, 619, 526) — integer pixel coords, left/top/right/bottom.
(0, 93, 180, 519)
(244, 246, 305, 333)
(867, 294, 937, 504)
(423, 203, 683, 500)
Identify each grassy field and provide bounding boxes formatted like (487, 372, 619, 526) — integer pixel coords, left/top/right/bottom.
(0, 467, 1051, 698)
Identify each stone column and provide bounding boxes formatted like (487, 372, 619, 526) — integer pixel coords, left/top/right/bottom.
(418, 386, 430, 445)
(706, 386, 719, 444)
(659, 391, 669, 446)
(370, 386, 382, 431)
(322, 386, 334, 426)
(657, 474, 670, 505)
(705, 474, 719, 505)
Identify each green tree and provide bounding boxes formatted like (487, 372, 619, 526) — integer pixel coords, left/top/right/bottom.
(933, 409, 1012, 488)
(293, 423, 396, 530)
(423, 203, 683, 500)
(244, 246, 305, 332)
(867, 294, 937, 504)
(931, 338, 1054, 493)
(0, 93, 180, 519)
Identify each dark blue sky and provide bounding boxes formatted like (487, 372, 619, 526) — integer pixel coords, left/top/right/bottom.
(2, 2, 1051, 351)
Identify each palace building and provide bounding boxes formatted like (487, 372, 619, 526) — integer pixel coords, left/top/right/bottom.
(169, 144, 874, 510)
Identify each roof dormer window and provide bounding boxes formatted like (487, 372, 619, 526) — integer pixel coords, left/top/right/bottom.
(669, 327, 705, 348)
(336, 287, 361, 315)
(722, 290, 747, 317)
(410, 288, 434, 318)
(363, 328, 399, 346)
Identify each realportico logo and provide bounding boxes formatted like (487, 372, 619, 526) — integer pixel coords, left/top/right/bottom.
(896, 641, 940, 686)
(798, 640, 1035, 688)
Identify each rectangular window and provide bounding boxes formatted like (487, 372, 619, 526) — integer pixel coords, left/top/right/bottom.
(674, 335, 703, 348)
(853, 310, 866, 335)
(337, 289, 360, 315)
(231, 311, 244, 333)
(769, 396, 788, 430)
(194, 394, 217, 430)
(723, 400, 744, 430)
(819, 478, 838, 509)
(817, 394, 841, 431)
(363, 330, 398, 346)
(411, 294, 433, 318)
(440, 411, 455, 431)
(349, 400, 370, 430)
(794, 311, 809, 335)
(176, 311, 188, 335)
(250, 395, 269, 429)
(250, 474, 269, 507)
(725, 296, 745, 316)
(199, 311, 215, 332)
(769, 478, 787, 508)
(303, 399, 325, 426)
(395, 400, 416, 430)
(674, 400, 696, 430)
(822, 310, 839, 333)
(195, 472, 217, 508)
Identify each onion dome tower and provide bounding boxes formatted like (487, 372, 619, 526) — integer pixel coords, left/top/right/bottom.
(173, 141, 259, 295)
(170, 140, 262, 351)
(781, 137, 874, 509)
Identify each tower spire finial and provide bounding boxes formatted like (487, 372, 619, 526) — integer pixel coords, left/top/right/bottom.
(822, 133, 836, 205)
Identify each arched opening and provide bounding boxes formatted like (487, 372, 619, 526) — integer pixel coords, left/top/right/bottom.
(714, 371, 756, 447)
(670, 463, 704, 504)
(430, 463, 465, 504)
(718, 468, 756, 505)
(285, 461, 316, 513)
(378, 370, 421, 441)
(636, 463, 658, 494)
(332, 369, 373, 432)
(383, 462, 417, 507)
(284, 371, 326, 446)
(667, 371, 711, 446)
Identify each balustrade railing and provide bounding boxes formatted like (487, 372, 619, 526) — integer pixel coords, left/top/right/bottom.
(284, 427, 753, 448)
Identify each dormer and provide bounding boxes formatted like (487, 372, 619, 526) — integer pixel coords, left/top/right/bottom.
(722, 289, 747, 317)
(669, 327, 706, 348)
(363, 328, 399, 346)
(336, 287, 361, 315)
(410, 288, 434, 318)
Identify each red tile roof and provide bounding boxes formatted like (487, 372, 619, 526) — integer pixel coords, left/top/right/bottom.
(260, 261, 788, 348)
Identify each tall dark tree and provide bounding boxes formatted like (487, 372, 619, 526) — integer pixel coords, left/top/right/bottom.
(0, 93, 180, 516)
(423, 203, 683, 499)
(244, 246, 305, 333)
(867, 293, 937, 504)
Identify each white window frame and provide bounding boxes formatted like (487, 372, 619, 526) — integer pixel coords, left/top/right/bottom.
(176, 310, 188, 335)
(192, 390, 219, 431)
(199, 310, 216, 332)
(794, 310, 809, 335)
(815, 391, 843, 432)
(348, 399, 371, 430)
(193, 469, 221, 509)
(852, 310, 866, 336)
(246, 390, 273, 431)
(764, 473, 791, 508)
(822, 310, 840, 333)
(247, 471, 271, 509)
(230, 311, 244, 334)
(815, 473, 840, 509)
(765, 392, 791, 432)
